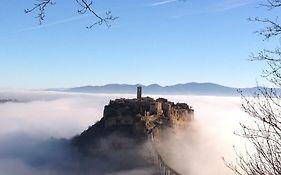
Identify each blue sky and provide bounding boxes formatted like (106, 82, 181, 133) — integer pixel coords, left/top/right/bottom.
(0, 0, 280, 89)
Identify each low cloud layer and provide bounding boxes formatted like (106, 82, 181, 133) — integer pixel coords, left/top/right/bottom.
(0, 91, 249, 175)
(150, 95, 249, 175)
(0, 91, 124, 138)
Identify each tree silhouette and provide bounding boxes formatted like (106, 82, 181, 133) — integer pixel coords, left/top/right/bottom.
(25, 0, 118, 28)
(225, 1, 281, 175)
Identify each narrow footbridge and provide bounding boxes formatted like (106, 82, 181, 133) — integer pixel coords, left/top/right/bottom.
(150, 133, 181, 175)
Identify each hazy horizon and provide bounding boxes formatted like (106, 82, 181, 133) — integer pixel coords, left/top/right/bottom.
(0, 81, 271, 93)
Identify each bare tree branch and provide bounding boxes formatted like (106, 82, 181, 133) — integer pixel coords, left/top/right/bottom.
(260, 0, 281, 9)
(75, 0, 118, 28)
(248, 17, 281, 40)
(250, 48, 281, 86)
(227, 87, 281, 175)
(226, 1, 281, 175)
(26, 0, 118, 28)
(25, 0, 56, 24)
(248, 0, 281, 40)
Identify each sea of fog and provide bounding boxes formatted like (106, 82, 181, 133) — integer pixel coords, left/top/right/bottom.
(0, 90, 250, 175)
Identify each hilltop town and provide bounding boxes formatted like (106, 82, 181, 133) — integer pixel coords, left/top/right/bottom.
(73, 86, 194, 147)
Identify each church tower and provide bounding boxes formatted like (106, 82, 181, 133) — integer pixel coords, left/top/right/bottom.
(137, 86, 142, 100)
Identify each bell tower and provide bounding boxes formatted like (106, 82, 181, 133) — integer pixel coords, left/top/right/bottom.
(137, 86, 142, 100)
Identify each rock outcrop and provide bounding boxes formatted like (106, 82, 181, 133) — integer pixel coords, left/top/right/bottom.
(72, 94, 194, 149)
(71, 88, 194, 174)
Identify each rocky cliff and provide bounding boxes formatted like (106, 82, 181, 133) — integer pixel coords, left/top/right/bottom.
(70, 94, 194, 174)
(72, 96, 194, 149)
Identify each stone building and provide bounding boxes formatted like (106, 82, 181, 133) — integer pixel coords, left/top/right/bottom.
(102, 87, 194, 139)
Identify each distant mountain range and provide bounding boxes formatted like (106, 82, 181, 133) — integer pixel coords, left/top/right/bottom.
(47, 82, 272, 96)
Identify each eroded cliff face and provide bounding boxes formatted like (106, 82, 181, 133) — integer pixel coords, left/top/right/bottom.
(71, 96, 194, 174)
(73, 96, 194, 147)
